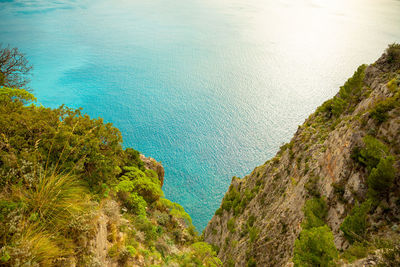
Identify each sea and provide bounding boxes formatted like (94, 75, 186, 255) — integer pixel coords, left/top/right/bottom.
(1, 0, 399, 230)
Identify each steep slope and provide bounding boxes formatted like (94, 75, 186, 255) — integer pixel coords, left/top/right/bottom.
(0, 87, 221, 266)
(204, 44, 400, 266)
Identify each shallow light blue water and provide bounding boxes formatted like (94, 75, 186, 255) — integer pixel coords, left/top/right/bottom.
(1, 0, 400, 230)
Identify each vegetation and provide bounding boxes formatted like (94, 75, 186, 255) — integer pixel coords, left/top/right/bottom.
(0, 44, 32, 89)
(0, 46, 221, 266)
(340, 200, 372, 243)
(386, 43, 400, 67)
(294, 197, 337, 266)
(353, 135, 389, 170)
(367, 156, 396, 198)
(302, 197, 327, 230)
(293, 225, 337, 267)
(317, 65, 366, 118)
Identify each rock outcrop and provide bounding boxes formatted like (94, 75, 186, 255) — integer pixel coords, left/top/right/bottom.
(140, 154, 165, 187)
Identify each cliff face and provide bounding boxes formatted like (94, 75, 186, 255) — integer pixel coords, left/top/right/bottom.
(204, 46, 400, 266)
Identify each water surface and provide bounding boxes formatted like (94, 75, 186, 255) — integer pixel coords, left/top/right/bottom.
(1, 0, 400, 230)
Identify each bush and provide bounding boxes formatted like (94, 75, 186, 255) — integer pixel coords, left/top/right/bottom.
(367, 156, 396, 198)
(221, 187, 240, 212)
(227, 218, 236, 233)
(302, 198, 327, 230)
(340, 200, 371, 243)
(342, 242, 370, 263)
(386, 43, 400, 67)
(293, 225, 338, 267)
(357, 135, 389, 170)
(316, 65, 366, 118)
(370, 98, 397, 123)
(117, 166, 163, 204)
(249, 227, 259, 243)
(180, 242, 222, 266)
(304, 176, 320, 197)
(159, 198, 193, 227)
(380, 238, 400, 266)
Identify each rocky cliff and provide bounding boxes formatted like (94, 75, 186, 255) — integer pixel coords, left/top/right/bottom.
(204, 45, 400, 266)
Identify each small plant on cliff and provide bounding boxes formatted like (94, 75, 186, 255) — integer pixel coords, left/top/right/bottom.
(340, 200, 372, 243)
(293, 225, 338, 266)
(370, 96, 398, 123)
(386, 43, 400, 67)
(227, 218, 236, 233)
(302, 197, 327, 230)
(356, 135, 389, 170)
(316, 65, 366, 118)
(367, 156, 396, 198)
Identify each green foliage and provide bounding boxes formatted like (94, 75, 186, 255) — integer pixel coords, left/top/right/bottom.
(293, 225, 338, 267)
(221, 186, 240, 212)
(0, 88, 128, 191)
(227, 218, 236, 233)
(302, 197, 328, 230)
(160, 198, 193, 226)
(247, 257, 257, 267)
(341, 242, 370, 263)
(214, 208, 222, 216)
(386, 43, 400, 67)
(247, 215, 256, 227)
(387, 77, 400, 92)
(180, 242, 222, 266)
(340, 200, 372, 243)
(338, 65, 366, 100)
(21, 173, 90, 232)
(117, 166, 163, 204)
(357, 135, 389, 170)
(249, 227, 259, 243)
(367, 156, 396, 198)
(380, 238, 400, 266)
(316, 65, 366, 118)
(304, 176, 320, 197)
(370, 97, 397, 123)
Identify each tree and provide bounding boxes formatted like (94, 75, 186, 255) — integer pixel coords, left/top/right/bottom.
(0, 45, 33, 89)
(293, 225, 338, 267)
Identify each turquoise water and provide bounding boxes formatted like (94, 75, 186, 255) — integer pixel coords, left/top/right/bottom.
(1, 0, 399, 230)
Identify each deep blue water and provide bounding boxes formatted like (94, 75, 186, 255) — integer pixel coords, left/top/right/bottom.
(1, 0, 400, 230)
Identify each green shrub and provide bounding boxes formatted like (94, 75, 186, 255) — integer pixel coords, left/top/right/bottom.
(357, 135, 389, 170)
(117, 167, 163, 203)
(249, 227, 259, 243)
(340, 200, 372, 243)
(247, 257, 257, 267)
(370, 98, 397, 123)
(293, 225, 338, 267)
(386, 43, 400, 66)
(367, 156, 396, 198)
(126, 245, 137, 257)
(304, 177, 320, 197)
(227, 218, 236, 233)
(160, 198, 193, 226)
(302, 198, 327, 230)
(380, 238, 400, 266)
(316, 65, 366, 118)
(247, 215, 256, 227)
(181, 242, 222, 266)
(215, 208, 222, 216)
(338, 65, 366, 100)
(342, 242, 370, 263)
(221, 187, 240, 212)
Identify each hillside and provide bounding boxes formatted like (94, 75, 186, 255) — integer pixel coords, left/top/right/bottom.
(204, 44, 400, 266)
(0, 87, 221, 266)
